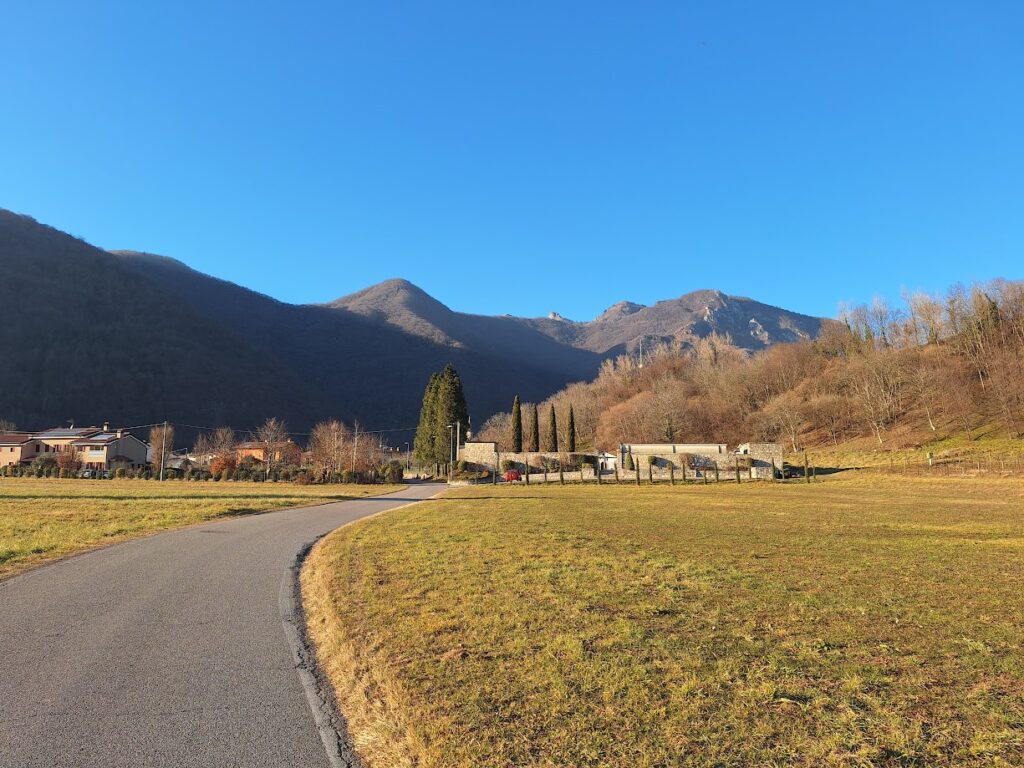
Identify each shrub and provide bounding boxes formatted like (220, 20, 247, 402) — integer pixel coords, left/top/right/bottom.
(384, 460, 404, 483)
(624, 453, 635, 471)
(342, 470, 360, 484)
(501, 459, 517, 471)
(210, 455, 237, 476)
(115, 467, 126, 479)
(647, 455, 658, 466)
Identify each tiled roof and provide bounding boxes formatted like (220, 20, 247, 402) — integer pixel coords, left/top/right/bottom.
(34, 427, 102, 439)
(0, 433, 33, 445)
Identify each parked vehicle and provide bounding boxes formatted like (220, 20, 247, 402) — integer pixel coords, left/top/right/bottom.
(504, 469, 521, 482)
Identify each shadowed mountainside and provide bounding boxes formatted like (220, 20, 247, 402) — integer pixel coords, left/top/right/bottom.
(0, 207, 827, 435)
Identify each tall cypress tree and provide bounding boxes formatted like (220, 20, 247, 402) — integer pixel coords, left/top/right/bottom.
(434, 364, 469, 463)
(413, 365, 470, 466)
(547, 405, 559, 452)
(528, 403, 540, 452)
(567, 405, 577, 453)
(413, 373, 440, 464)
(511, 395, 523, 452)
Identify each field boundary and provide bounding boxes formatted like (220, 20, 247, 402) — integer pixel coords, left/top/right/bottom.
(291, 485, 448, 768)
(0, 484, 400, 585)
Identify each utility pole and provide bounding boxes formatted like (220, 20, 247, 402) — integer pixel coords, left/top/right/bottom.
(352, 426, 359, 473)
(159, 421, 168, 481)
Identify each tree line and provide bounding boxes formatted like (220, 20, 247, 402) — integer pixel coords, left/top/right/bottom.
(500, 395, 578, 453)
(477, 279, 1024, 452)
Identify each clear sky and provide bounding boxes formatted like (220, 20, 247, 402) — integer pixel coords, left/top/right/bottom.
(2, 2, 1021, 320)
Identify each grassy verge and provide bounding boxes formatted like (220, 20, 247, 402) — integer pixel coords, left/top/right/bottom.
(303, 475, 1024, 767)
(0, 477, 401, 579)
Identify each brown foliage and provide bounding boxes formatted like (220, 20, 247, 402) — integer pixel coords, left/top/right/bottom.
(490, 280, 1024, 450)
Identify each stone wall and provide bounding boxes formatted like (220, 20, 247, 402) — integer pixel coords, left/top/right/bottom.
(736, 442, 784, 479)
(460, 440, 784, 480)
(458, 442, 591, 472)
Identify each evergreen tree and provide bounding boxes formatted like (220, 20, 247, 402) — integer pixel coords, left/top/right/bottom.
(413, 365, 470, 466)
(546, 405, 559, 452)
(528, 403, 540, 452)
(436, 364, 469, 450)
(413, 373, 441, 464)
(567, 405, 577, 453)
(511, 395, 523, 452)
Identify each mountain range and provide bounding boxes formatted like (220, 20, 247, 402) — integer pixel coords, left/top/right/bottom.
(0, 208, 827, 437)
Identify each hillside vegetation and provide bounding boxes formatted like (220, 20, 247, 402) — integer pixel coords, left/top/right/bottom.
(479, 281, 1024, 459)
(303, 477, 1024, 767)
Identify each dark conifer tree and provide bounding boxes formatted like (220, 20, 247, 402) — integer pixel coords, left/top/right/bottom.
(567, 405, 577, 453)
(434, 364, 470, 462)
(528, 403, 540, 452)
(547, 405, 559, 452)
(413, 365, 470, 466)
(413, 373, 440, 465)
(511, 395, 523, 452)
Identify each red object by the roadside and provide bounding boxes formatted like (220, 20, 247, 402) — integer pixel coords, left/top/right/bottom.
(504, 470, 521, 482)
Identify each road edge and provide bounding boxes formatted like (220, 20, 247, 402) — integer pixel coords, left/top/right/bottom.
(280, 537, 363, 768)
(279, 484, 447, 768)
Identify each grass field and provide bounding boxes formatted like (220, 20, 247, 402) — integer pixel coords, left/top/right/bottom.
(303, 475, 1024, 767)
(0, 478, 400, 579)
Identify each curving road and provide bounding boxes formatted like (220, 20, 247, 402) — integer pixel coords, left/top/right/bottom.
(0, 482, 444, 768)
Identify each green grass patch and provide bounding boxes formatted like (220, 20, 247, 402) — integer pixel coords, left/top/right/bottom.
(0, 477, 400, 578)
(303, 475, 1024, 767)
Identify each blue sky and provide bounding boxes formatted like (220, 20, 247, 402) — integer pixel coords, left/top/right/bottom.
(2, 1, 1021, 320)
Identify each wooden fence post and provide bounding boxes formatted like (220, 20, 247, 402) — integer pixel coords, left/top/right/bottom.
(525, 462, 530, 485)
(804, 452, 810, 483)
(770, 459, 777, 482)
(648, 462, 653, 485)
(714, 462, 720, 483)
(669, 463, 675, 486)
(735, 463, 741, 484)
(635, 464, 641, 486)
(559, 466, 564, 485)
(614, 466, 620, 483)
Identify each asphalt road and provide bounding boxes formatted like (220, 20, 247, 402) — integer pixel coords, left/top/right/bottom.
(0, 482, 444, 768)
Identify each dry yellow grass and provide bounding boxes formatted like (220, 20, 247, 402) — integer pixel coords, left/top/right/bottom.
(303, 474, 1024, 767)
(0, 477, 399, 579)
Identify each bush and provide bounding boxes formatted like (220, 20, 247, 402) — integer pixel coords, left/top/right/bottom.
(501, 459, 517, 471)
(115, 467, 126, 479)
(647, 455, 658, 466)
(384, 460, 404, 483)
(342, 470, 360, 484)
(624, 453, 635, 471)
